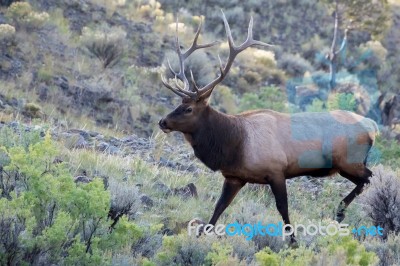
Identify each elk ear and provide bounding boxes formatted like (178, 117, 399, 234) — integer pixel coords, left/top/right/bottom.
(197, 88, 215, 103)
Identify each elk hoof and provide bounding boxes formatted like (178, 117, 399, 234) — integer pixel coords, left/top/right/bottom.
(335, 211, 345, 223)
(289, 238, 299, 249)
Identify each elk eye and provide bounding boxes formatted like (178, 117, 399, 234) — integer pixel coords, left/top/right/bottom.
(185, 107, 193, 113)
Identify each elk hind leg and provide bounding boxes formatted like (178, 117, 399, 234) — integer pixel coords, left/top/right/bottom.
(336, 166, 372, 222)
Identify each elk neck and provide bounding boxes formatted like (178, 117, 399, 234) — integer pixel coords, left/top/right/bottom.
(184, 106, 245, 172)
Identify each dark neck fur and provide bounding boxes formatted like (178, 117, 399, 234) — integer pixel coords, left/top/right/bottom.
(187, 107, 245, 171)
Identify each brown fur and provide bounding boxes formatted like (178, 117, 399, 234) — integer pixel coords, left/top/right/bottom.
(183, 107, 245, 171)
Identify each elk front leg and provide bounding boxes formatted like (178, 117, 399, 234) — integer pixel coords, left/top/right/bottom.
(208, 178, 245, 225)
(269, 177, 297, 245)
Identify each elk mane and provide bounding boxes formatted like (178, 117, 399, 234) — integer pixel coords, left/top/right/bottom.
(188, 108, 245, 171)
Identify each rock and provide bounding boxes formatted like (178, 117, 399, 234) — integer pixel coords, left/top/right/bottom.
(140, 194, 154, 209)
(74, 175, 93, 184)
(88, 131, 100, 137)
(0, 54, 22, 79)
(173, 183, 198, 199)
(73, 135, 88, 148)
(153, 181, 172, 196)
(159, 157, 176, 169)
(61, 133, 88, 149)
(121, 135, 138, 143)
(104, 136, 121, 147)
(186, 165, 197, 172)
(54, 76, 69, 91)
(106, 145, 120, 155)
(66, 129, 91, 140)
(9, 121, 19, 128)
(53, 158, 63, 164)
(96, 141, 110, 152)
(38, 85, 49, 101)
(176, 163, 198, 173)
(94, 134, 105, 141)
(95, 141, 119, 154)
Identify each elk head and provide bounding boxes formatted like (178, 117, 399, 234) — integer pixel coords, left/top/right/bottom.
(159, 11, 272, 134)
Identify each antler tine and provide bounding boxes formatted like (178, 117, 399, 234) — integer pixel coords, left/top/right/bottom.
(222, 11, 235, 49)
(168, 74, 198, 98)
(195, 10, 274, 98)
(239, 15, 274, 51)
(166, 59, 177, 76)
(183, 20, 220, 59)
(162, 12, 273, 100)
(161, 75, 189, 98)
(190, 69, 200, 93)
(162, 16, 219, 99)
(172, 17, 190, 92)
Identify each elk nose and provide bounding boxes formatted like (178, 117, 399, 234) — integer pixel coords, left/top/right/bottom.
(159, 119, 167, 128)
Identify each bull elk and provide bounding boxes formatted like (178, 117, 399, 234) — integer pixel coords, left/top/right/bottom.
(158, 12, 379, 244)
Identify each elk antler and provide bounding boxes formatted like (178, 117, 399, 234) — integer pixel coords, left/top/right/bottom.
(161, 19, 219, 99)
(161, 11, 274, 101)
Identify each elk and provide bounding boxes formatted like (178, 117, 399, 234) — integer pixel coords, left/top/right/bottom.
(158, 12, 379, 244)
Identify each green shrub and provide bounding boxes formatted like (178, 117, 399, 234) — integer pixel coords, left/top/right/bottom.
(0, 127, 142, 265)
(361, 165, 400, 238)
(318, 235, 378, 266)
(0, 24, 16, 45)
(154, 234, 214, 265)
(80, 25, 126, 68)
(22, 102, 43, 118)
(278, 53, 314, 78)
(239, 86, 288, 112)
(37, 64, 54, 83)
(6, 2, 49, 30)
(219, 47, 285, 94)
(211, 85, 238, 114)
(205, 242, 236, 265)
(365, 233, 400, 266)
(306, 98, 326, 112)
(137, 0, 164, 21)
(304, 92, 357, 113)
(255, 235, 378, 266)
(327, 93, 357, 112)
(255, 247, 280, 266)
(374, 137, 400, 169)
(108, 178, 140, 227)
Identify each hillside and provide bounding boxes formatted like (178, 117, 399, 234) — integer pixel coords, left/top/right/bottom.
(1, 0, 400, 265)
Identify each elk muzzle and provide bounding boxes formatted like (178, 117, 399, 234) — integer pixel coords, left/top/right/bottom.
(159, 118, 172, 133)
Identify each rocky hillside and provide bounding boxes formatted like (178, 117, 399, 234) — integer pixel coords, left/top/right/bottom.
(0, 0, 399, 139)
